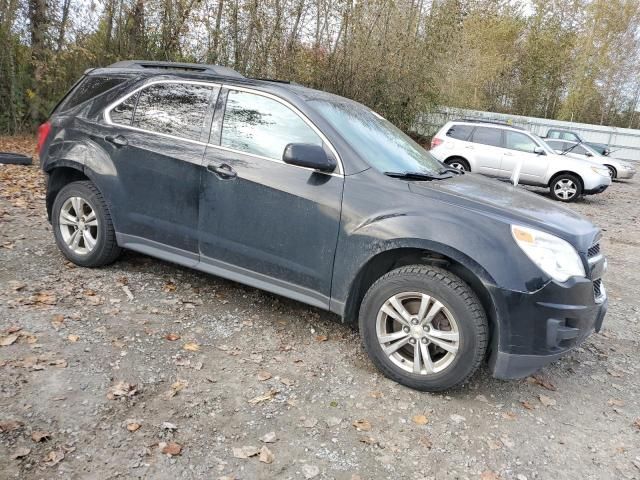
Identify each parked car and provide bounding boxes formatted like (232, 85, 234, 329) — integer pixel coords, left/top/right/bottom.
(430, 120, 611, 202)
(544, 128, 611, 156)
(38, 61, 608, 391)
(545, 139, 636, 180)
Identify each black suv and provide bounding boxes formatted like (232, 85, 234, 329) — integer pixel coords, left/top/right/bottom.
(38, 61, 608, 391)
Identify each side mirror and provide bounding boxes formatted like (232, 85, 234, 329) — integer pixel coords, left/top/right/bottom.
(283, 143, 336, 173)
(533, 146, 545, 155)
(585, 151, 593, 157)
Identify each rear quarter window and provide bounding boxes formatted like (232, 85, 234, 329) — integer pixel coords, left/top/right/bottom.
(57, 76, 126, 112)
(446, 124, 473, 141)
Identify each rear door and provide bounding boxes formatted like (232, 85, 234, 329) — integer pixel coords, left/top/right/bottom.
(468, 126, 504, 175)
(501, 130, 550, 183)
(197, 87, 344, 307)
(101, 81, 219, 259)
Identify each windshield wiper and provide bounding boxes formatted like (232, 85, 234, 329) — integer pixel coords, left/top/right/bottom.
(560, 141, 582, 155)
(384, 171, 450, 181)
(438, 167, 464, 175)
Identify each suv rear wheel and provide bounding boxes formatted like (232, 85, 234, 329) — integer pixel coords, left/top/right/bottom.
(444, 157, 470, 172)
(359, 265, 488, 391)
(549, 174, 582, 202)
(52, 181, 121, 267)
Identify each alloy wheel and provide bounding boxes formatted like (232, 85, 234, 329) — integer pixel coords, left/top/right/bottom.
(58, 196, 99, 255)
(376, 292, 459, 375)
(554, 179, 577, 200)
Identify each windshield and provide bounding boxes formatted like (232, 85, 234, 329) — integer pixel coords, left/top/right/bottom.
(309, 99, 443, 175)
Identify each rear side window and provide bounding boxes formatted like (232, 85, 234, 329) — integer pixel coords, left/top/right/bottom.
(59, 76, 126, 112)
(446, 124, 473, 141)
(504, 131, 538, 153)
(110, 93, 138, 126)
(221, 90, 323, 160)
(471, 127, 502, 148)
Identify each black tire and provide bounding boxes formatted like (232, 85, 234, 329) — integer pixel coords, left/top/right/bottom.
(359, 265, 488, 391)
(0, 153, 32, 165)
(604, 165, 617, 179)
(549, 173, 582, 202)
(52, 181, 121, 267)
(444, 157, 470, 172)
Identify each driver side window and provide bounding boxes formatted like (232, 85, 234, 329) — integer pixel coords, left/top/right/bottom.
(504, 131, 538, 154)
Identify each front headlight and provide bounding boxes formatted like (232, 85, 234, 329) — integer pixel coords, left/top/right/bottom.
(511, 225, 585, 282)
(591, 165, 609, 176)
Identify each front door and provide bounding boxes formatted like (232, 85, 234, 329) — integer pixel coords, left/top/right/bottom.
(198, 88, 344, 307)
(100, 81, 219, 259)
(468, 126, 504, 175)
(501, 130, 550, 184)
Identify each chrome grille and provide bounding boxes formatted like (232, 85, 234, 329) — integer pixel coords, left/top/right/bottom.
(588, 243, 600, 258)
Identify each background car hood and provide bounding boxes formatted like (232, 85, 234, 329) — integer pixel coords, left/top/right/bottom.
(408, 173, 599, 249)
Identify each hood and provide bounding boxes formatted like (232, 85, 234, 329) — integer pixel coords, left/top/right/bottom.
(409, 173, 599, 251)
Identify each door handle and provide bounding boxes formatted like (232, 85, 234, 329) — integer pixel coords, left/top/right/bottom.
(105, 135, 128, 147)
(504, 152, 514, 156)
(207, 163, 237, 179)
(464, 145, 474, 149)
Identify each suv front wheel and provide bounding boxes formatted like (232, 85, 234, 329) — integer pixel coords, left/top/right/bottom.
(549, 174, 582, 202)
(359, 265, 488, 391)
(52, 181, 121, 267)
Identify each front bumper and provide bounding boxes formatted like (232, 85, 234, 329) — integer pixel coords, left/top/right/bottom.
(487, 275, 607, 379)
(583, 184, 609, 195)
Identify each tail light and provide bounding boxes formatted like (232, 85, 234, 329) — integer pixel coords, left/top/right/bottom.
(37, 121, 51, 156)
(430, 137, 443, 150)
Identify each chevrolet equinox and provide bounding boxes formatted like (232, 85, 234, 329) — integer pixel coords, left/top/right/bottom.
(38, 61, 608, 391)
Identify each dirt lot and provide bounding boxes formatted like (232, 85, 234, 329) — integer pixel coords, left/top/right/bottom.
(1, 136, 639, 480)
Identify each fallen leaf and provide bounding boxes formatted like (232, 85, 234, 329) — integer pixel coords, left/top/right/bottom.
(412, 414, 429, 425)
(11, 447, 31, 459)
(67, 334, 79, 342)
(280, 377, 294, 386)
(539, 395, 557, 407)
(163, 282, 177, 293)
(0, 334, 19, 346)
(127, 422, 141, 432)
(259, 445, 274, 464)
(232, 446, 259, 458)
(358, 435, 377, 445)
(352, 419, 372, 431)
(43, 449, 64, 466)
(520, 400, 535, 410)
(34, 291, 57, 305)
(165, 333, 181, 341)
(527, 374, 557, 391)
(260, 431, 277, 443)
(607, 369, 623, 378)
(8, 281, 26, 291)
(160, 441, 182, 456)
(502, 411, 517, 420)
(0, 420, 23, 432)
(369, 391, 383, 399)
(608, 399, 625, 407)
(481, 471, 501, 480)
(5, 325, 21, 334)
(315, 334, 328, 342)
(51, 315, 65, 330)
(183, 342, 200, 352)
(257, 370, 272, 381)
(31, 431, 51, 442)
(248, 389, 279, 405)
(166, 379, 188, 398)
(419, 436, 433, 449)
(107, 381, 138, 399)
(633, 418, 640, 430)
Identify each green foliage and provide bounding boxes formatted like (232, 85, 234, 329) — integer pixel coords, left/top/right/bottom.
(1, 0, 640, 134)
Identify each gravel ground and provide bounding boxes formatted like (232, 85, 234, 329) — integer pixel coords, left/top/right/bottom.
(1, 136, 639, 480)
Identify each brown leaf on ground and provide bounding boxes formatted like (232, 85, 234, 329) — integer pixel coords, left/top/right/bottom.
(0, 334, 19, 346)
(607, 369, 623, 378)
(51, 315, 65, 330)
(520, 400, 535, 410)
(257, 370, 272, 381)
(0, 420, 24, 432)
(5, 325, 22, 334)
(412, 415, 429, 425)
(369, 391, 383, 399)
(163, 282, 177, 292)
(31, 431, 51, 442)
(11, 447, 31, 459)
(315, 334, 328, 342)
(358, 435, 377, 445)
(528, 374, 557, 391)
(248, 389, 279, 405)
(43, 449, 65, 466)
(481, 471, 501, 480)
(183, 342, 200, 352)
(608, 399, 625, 407)
(539, 395, 557, 407)
(166, 379, 187, 398)
(34, 291, 57, 305)
(352, 419, 372, 431)
(126, 422, 141, 432)
(107, 381, 138, 399)
(259, 445, 274, 464)
(67, 334, 79, 342)
(160, 441, 182, 456)
(233, 446, 259, 458)
(165, 333, 181, 341)
(502, 411, 517, 420)
(633, 418, 640, 430)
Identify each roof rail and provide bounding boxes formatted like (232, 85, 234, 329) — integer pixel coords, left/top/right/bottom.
(106, 60, 244, 79)
(454, 118, 524, 130)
